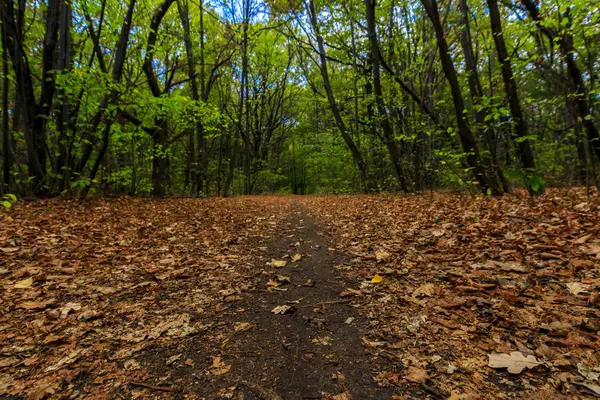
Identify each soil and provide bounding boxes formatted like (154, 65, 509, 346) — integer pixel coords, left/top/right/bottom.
(137, 201, 393, 399)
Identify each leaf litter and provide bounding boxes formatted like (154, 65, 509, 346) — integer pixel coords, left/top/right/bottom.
(296, 188, 600, 398)
(1, 190, 599, 399)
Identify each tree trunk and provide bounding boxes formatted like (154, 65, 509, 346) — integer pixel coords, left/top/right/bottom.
(1, 0, 11, 194)
(364, 0, 410, 192)
(52, 0, 72, 194)
(80, 0, 137, 197)
(308, 0, 374, 193)
(488, 0, 538, 194)
(458, 0, 510, 193)
(420, 0, 502, 195)
(521, 0, 600, 162)
(152, 126, 170, 196)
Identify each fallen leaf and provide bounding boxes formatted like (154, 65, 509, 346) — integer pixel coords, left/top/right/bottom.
(583, 383, 600, 396)
(339, 289, 362, 297)
(234, 322, 253, 333)
(303, 279, 315, 287)
(60, 302, 82, 318)
(497, 262, 529, 273)
(375, 250, 391, 262)
(488, 351, 541, 374)
(535, 343, 559, 360)
(577, 362, 600, 381)
(95, 286, 117, 295)
(406, 366, 427, 383)
(14, 277, 33, 288)
(166, 354, 181, 365)
(412, 283, 435, 298)
(210, 356, 231, 376)
(311, 336, 332, 345)
(362, 337, 386, 348)
(45, 348, 88, 372)
(371, 274, 383, 283)
(271, 259, 287, 268)
(19, 298, 56, 310)
(566, 282, 589, 296)
(291, 254, 302, 262)
(573, 234, 592, 244)
(271, 305, 295, 315)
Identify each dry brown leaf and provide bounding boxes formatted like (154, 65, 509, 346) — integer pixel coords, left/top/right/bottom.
(14, 277, 33, 288)
(210, 356, 231, 376)
(234, 322, 253, 333)
(406, 366, 427, 383)
(488, 351, 541, 374)
(271, 305, 295, 315)
(412, 283, 435, 298)
(566, 282, 589, 295)
(271, 259, 287, 268)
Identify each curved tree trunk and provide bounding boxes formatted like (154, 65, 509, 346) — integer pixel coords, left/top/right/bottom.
(420, 0, 502, 195)
(308, 0, 375, 193)
(488, 0, 539, 194)
(364, 0, 410, 192)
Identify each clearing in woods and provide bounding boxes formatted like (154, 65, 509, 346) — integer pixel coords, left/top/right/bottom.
(1, 190, 600, 399)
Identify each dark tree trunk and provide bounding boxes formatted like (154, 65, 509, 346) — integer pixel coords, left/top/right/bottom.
(52, 0, 72, 194)
(152, 126, 170, 197)
(1, 1, 10, 194)
(420, 0, 502, 195)
(488, 0, 538, 193)
(1, 0, 61, 195)
(521, 0, 600, 162)
(80, 0, 137, 197)
(364, 0, 410, 192)
(308, 0, 375, 193)
(177, 0, 205, 195)
(141, 0, 176, 197)
(458, 0, 511, 193)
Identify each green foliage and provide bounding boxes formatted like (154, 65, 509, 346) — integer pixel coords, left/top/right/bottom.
(1, 194, 17, 210)
(1, 0, 598, 197)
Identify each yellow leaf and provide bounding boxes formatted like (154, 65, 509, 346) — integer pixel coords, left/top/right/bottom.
(15, 277, 33, 289)
(234, 322, 253, 332)
(371, 274, 383, 284)
(271, 259, 287, 268)
(210, 356, 231, 376)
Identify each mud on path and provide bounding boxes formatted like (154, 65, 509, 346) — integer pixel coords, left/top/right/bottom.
(139, 201, 392, 399)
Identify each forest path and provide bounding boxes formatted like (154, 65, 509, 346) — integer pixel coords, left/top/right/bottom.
(200, 201, 392, 399)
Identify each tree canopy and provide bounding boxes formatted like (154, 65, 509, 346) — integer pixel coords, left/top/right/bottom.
(0, 0, 599, 197)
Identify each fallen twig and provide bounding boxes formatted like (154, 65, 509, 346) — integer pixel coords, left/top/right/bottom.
(302, 299, 353, 308)
(128, 381, 177, 392)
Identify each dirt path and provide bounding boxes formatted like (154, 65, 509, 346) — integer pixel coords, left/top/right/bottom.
(136, 201, 393, 399)
(214, 202, 392, 399)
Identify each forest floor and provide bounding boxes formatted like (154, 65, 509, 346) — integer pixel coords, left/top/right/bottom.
(1, 189, 600, 399)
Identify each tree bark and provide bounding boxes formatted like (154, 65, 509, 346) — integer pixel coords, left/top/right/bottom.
(420, 0, 502, 195)
(1, 0, 10, 194)
(487, 0, 538, 193)
(458, 0, 511, 193)
(1, 0, 60, 195)
(80, 0, 137, 197)
(307, 0, 374, 193)
(521, 0, 600, 162)
(364, 0, 410, 191)
(142, 0, 176, 197)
